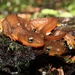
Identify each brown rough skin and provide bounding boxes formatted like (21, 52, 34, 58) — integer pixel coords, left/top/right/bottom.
(45, 30, 66, 40)
(2, 14, 44, 48)
(43, 40, 66, 56)
(29, 18, 53, 32)
(40, 17, 58, 35)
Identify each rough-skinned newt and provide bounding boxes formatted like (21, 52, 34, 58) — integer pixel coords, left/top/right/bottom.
(2, 14, 44, 48)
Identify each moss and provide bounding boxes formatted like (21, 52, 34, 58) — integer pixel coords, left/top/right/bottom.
(0, 34, 35, 69)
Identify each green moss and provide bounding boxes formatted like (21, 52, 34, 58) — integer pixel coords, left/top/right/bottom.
(0, 34, 35, 69)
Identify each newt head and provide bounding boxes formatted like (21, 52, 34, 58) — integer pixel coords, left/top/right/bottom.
(17, 30, 44, 48)
(44, 40, 66, 56)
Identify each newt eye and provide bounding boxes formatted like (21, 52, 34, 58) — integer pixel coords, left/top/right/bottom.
(32, 29, 36, 32)
(46, 46, 51, 53)
(28, 37, 34, 43)
(46, 46, 51, 50)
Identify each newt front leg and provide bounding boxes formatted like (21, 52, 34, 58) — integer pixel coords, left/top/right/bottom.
(40, 17, 58, 35)
(29, 17, 53, 32)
